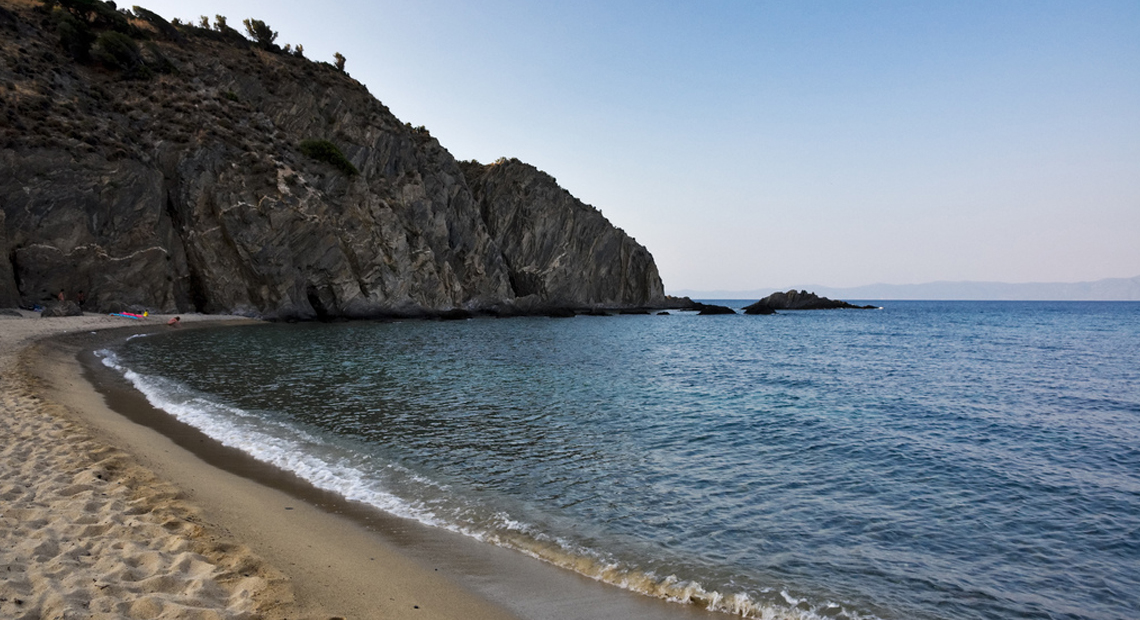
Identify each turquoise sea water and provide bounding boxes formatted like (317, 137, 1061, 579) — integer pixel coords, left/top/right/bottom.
(101, 301, 1140, 620)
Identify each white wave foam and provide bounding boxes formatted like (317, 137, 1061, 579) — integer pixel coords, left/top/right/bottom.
(96, 347, 879, 620)
(96, 348, 448, 527)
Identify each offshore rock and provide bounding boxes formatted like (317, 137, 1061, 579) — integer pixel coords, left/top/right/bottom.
(461, 159, 665, 312)
(696, 303, 736, 315)
(0, 1, 665, 318)
(742, 302, 776, 315)
(744, 290, 877, 314)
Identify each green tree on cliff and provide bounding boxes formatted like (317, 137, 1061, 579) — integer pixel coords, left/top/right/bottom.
(300, 139, 359, 176)
(242, 18, 277, 50)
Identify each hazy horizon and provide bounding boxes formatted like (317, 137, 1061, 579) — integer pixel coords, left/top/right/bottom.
(135, 1, 1140, 292)
(669, 274, 1140, 301)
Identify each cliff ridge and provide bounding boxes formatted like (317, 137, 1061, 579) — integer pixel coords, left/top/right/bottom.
(0, 0, 665, 318)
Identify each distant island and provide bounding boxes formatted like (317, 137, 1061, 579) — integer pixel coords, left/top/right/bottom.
(674, 275, 1140, 302)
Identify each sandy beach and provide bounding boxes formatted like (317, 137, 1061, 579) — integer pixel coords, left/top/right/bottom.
(1, 312, 727, 620)
(0, 312, 522, 620)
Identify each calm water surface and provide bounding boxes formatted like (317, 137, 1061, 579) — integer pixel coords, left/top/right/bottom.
(103, 301, 1140, 620)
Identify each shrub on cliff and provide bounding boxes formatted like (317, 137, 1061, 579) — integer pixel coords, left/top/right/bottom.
(132, 6, 184, 42)
(93, 31, 148, 76)
(300, 139, 358, 176)
(176, 13, 246, 47)
(242, 18, 278, 51)
(48, 0, 135, 34)
(142, 41, 177, 75)
(53, 9, 95, 61)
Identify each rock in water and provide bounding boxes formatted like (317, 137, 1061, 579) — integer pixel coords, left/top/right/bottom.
(0, 1, 664, 318)
(744, 290, 877, 314)
(696, 303, 736, 315)
(742, 303, 776, 315)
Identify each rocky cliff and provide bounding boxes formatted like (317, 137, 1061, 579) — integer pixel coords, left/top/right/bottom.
(0, 0, 665, 318)
(461, 159, 664, 311)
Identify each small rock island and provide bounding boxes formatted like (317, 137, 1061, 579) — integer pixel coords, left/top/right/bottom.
(744, 290, 878, 315)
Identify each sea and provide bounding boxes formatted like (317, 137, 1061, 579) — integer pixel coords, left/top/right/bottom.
(97, 301, 1140, 620)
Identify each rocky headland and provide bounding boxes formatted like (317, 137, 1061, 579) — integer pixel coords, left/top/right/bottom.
(0, 0, 666, 319)
(744, 290, 877, 314)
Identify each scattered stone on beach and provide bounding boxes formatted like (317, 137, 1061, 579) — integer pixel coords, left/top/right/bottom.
(744, 290, 878, 314)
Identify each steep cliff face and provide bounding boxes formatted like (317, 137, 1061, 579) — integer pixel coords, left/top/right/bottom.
(0, 1, 665, 317)
(462, 159, 664, 310)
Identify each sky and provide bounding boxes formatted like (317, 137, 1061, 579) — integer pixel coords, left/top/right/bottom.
(135, 1, 1139, 293)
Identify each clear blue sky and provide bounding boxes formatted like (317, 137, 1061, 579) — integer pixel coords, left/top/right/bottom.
(138, 1, 1139, 293)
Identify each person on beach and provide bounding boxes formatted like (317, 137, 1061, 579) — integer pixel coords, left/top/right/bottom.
(57, 289, 65, 302)
(167, 316, 181, 327)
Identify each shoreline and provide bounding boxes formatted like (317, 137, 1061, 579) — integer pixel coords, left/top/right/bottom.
(3, 313, 724, 620)
(3, 313, 520, 620)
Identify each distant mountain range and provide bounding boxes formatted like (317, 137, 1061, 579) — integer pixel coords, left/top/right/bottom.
(672, 276, 1140, 301)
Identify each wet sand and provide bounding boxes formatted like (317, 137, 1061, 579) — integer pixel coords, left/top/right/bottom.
(2, 312, 517, 619)
(2, 311, 725, 620)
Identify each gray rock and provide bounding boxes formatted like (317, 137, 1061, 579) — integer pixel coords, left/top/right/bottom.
(461, 159, 665, 312)
(0, 4, 665, 319)
(40, 301, 82, 317)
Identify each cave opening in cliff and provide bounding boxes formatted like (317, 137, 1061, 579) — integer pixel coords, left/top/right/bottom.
(186, 268, 210, 314)
(306, 284, 332, 321)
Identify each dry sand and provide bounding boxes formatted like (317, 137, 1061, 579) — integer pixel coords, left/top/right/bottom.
(0, 311, 520, 620)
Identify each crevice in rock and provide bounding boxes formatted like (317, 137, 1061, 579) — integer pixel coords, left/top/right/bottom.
(306, 284, 332, 321)
(186, 265, 209, 313)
